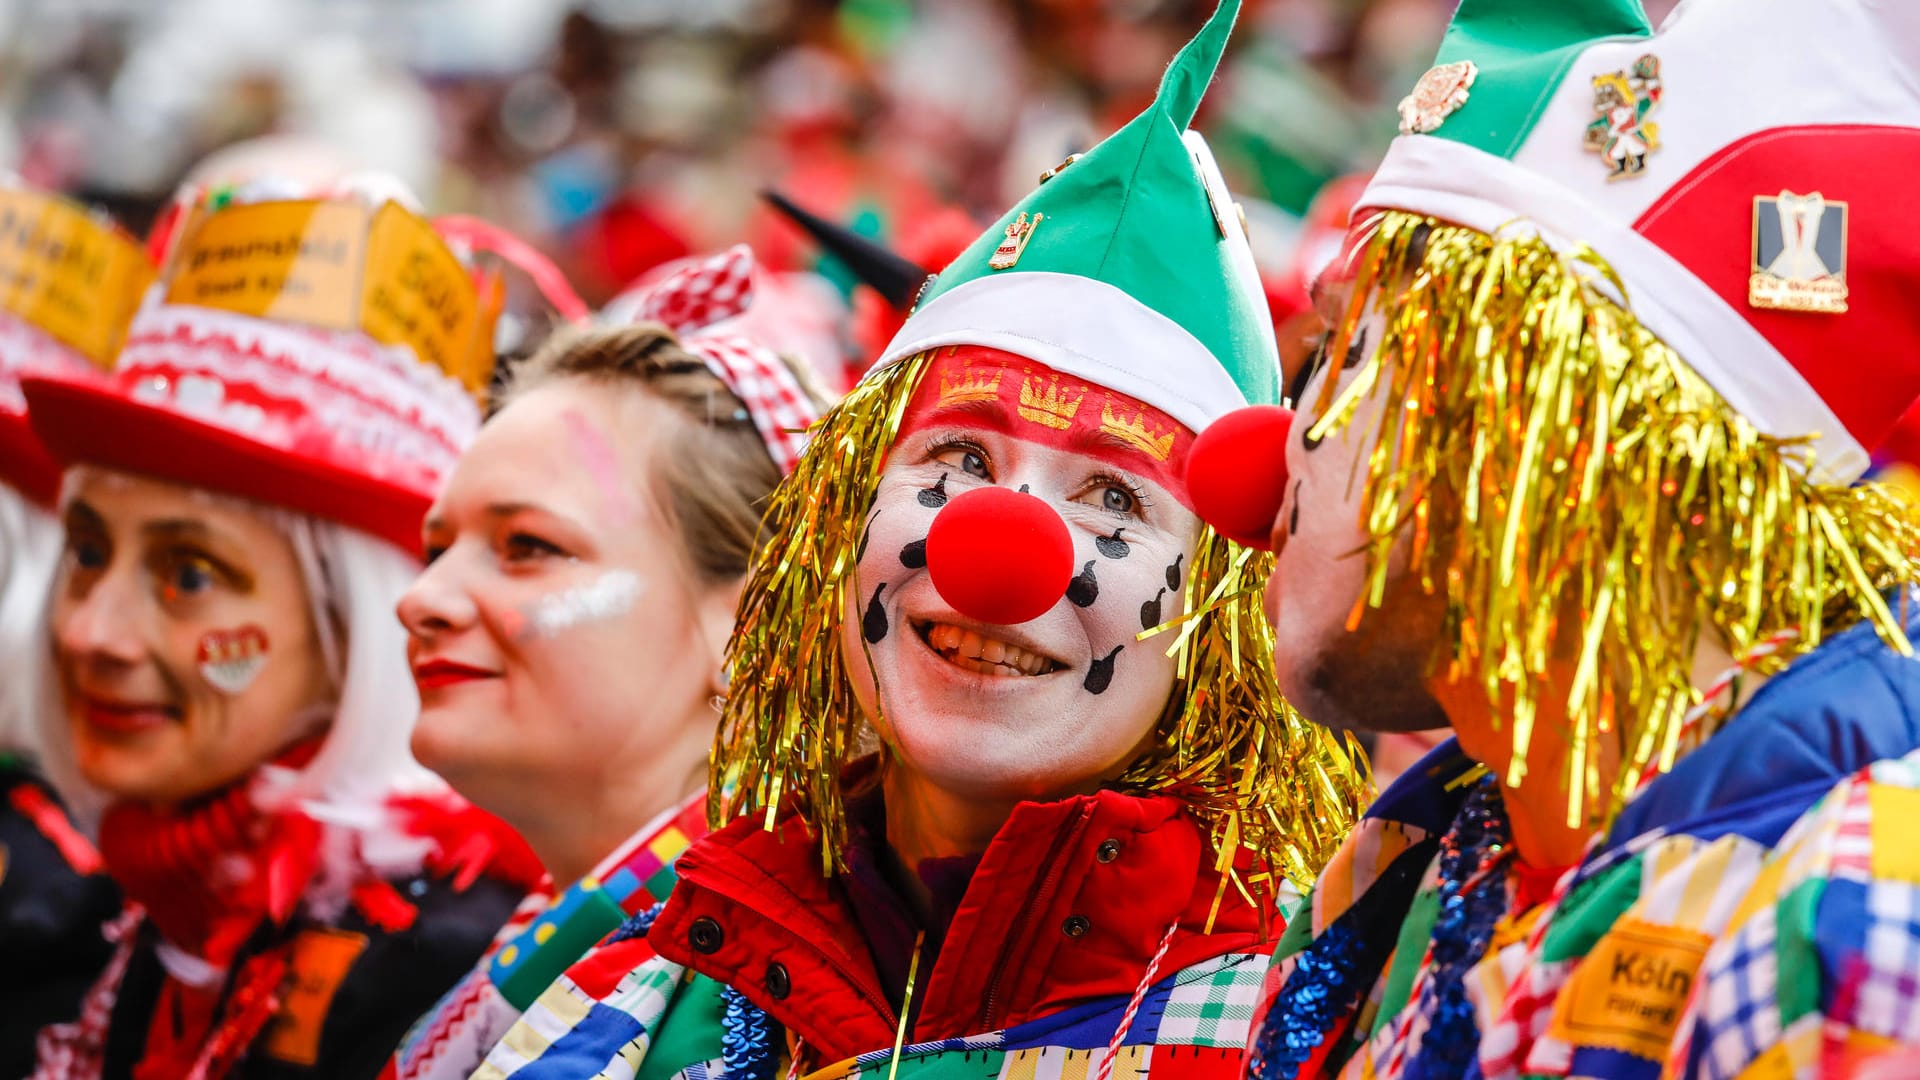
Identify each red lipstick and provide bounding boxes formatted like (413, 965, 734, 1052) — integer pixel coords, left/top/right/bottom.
(412, 658, 499, 692)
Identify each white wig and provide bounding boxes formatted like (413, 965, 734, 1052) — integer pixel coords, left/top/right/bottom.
(0, 484, 82, 798)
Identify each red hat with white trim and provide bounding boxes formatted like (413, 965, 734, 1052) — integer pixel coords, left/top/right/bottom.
(1364, 0, 1920, 483)
(0, 185, 153, 507)
(23, 178, 503, 553)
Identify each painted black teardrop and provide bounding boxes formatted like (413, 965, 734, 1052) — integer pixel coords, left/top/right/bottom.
(1066, 560, 1099, 608)
(899, 538, 927, 569)
(1140, 587, 1166, 631)
(917, 473, 949, 508)
(1084, 646, 1123, 695)
(1287, 480, 1301, 538)
(862, 583, 889, 643)
(1095, 528, 1129, 560)
(1166, 554, 1185, 592)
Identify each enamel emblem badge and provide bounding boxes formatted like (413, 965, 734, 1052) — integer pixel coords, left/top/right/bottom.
(1750, 190, 1849, 313)
(1584, 54, 1663, 180)
(1397, 61, 1477, 135)
(989, 212, 1043, 270)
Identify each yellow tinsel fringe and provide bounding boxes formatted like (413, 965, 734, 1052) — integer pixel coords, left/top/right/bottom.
(712, 350, 1369, 885)
(1309, 211, 1920, 823)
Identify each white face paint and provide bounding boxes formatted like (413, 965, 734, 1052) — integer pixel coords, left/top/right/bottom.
(522, 570, 644, 638)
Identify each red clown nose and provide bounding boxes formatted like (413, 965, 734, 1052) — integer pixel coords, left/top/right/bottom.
(925, 486, 1075, 625)
(1184, 405, 1295, 550)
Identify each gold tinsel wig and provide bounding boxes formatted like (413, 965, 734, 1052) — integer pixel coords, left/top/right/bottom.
(710, 352, 1368, 891)
(1308, 211, 1920, 823)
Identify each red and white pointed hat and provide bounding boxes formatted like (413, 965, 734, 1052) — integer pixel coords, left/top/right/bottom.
(24, 177, 503, 553)
(1361, 0, 1920, 482)
(0, 185, 152, 506)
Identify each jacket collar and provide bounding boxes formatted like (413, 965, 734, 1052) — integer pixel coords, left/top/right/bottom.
(646, 781, 1272, 1062)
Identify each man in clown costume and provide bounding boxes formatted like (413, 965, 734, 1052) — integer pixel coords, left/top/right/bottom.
(469, 3, 1369, 1077)
(1178, 0, 1920, 1076)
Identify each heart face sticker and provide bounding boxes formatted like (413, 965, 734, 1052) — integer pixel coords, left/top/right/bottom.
(196, 625, 271, 695)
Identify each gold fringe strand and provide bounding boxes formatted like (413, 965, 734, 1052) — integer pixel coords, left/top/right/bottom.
(1308, 211, 1920, 823)
(713, 350, 1369, 884)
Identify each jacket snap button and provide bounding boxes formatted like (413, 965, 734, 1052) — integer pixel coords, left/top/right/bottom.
(765, 961, 791, 1000)
(688, 916, 725, 954)
(1062, 915, 1091, 938)
(1096, 839, 1121, 863)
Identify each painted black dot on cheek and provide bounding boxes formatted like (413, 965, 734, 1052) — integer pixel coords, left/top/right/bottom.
(1095, 528, 1129, 560)
(1084, 645, 1123, 695)
(899, 538, 926, 569)
(862, 583, 889, 643)
(917, 473, 949, 508)
(1140, 586, 1166, 631)
(1165, 554, 1184, 592)
(1066, 560, 1098, 608)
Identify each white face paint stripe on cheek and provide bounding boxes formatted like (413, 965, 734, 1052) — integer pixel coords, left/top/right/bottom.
(520, 570, 645, 638)
(196, 625, 271, 695)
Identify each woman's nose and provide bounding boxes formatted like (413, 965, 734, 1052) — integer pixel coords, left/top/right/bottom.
(397, 554, 481, 638)
(55, 566, 146, 668)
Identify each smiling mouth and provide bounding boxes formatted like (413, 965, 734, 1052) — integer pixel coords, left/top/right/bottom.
(914, 621, 1064, 677)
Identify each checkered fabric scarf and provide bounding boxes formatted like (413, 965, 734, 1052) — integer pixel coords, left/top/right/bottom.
(617, 245, 820, 474)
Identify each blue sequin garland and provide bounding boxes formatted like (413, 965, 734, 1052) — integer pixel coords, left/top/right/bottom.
(1406, 778, 1510, 1078)
(1250, 775, 1510, 1080)
(605, 899, 666, 944)
(1249, 919, 1369, 1079)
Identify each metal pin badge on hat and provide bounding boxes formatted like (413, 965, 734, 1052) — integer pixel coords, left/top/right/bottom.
(1397, 61, 1477, 135)
(1750, 191, 1850, 314)
(989, 212, 1043, 270)
(1585, 54, 1663, 181)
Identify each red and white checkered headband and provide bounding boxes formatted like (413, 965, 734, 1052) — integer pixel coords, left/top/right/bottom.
(617, 245, 820, 475)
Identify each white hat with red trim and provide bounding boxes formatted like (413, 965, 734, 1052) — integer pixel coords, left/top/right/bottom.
(23, 178, 501, 553)
(0, 185, 152, 507)
(1364, 0, 1920, 483)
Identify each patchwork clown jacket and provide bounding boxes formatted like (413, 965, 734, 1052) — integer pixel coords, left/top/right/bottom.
(471, 779, 1280, 1079)
(0, 756, 120, 1079)
(1244, 604, 1920, 1080)
(390, 793, 708, 1080)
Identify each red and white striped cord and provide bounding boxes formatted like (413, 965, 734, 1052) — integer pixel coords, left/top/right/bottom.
(1095, 919, 1180, 1080)
(1637, 628, 1799, 787)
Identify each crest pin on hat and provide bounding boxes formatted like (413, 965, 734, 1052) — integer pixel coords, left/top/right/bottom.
(1398, 61, 1478, 135)
(988, 213, 1043, 271)
(1584, 54, 1663, 180)
(1750, 191, 1848, 314)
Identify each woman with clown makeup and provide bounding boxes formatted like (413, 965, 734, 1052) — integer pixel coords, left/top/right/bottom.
(472, 4, 1363, 1078)
(23, 179, 544, 1079)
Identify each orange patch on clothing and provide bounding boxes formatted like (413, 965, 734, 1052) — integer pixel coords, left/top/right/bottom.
(262, 927, 369, 1065)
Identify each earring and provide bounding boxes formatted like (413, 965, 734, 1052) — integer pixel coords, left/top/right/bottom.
(709, 693, 727, 714)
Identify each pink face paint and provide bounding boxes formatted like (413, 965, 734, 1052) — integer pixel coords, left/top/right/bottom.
(518, 571, 643, 639)
(563, 408, 635, 525)
(196, 625, 271, 694)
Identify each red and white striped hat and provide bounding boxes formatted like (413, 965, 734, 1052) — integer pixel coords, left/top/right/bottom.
(24, 178, 501, 553)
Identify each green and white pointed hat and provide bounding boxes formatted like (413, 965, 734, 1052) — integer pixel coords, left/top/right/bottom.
(873, 0, 1280, 431)
(1366, 0, 1920, 482)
